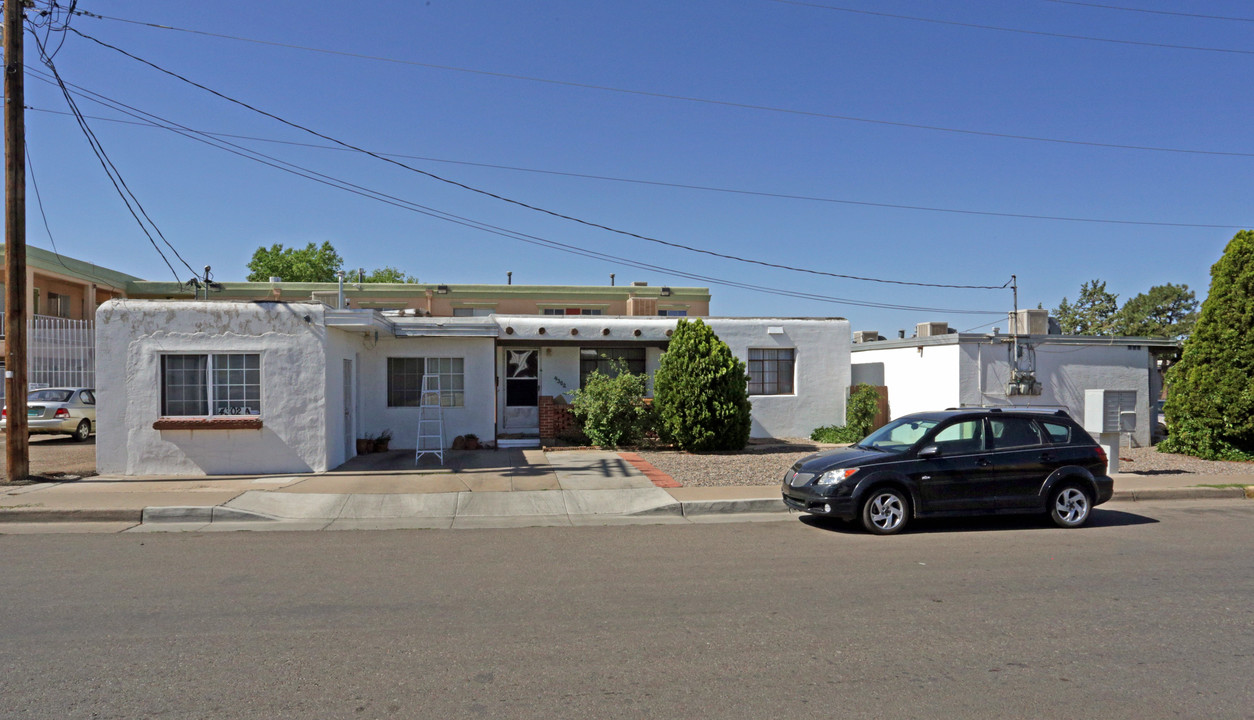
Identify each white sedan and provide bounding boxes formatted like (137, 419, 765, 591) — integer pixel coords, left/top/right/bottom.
(1, 388, 97, 441)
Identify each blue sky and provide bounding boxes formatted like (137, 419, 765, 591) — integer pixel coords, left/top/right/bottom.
(15, 0, 1253, 333)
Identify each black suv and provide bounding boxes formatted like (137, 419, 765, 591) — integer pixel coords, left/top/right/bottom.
(782, 408, 1113, 534)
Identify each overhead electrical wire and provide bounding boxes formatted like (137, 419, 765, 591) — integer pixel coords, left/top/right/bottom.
(24, 68, 1003, 317)
(27, 29, 194, 283)
(22, 104, 1252, 232)
(1041, 0, 1254, 23)
(769, 0, 1254, 56)
(66, 27, 1013, 292)
(72, 12, 1254, 159)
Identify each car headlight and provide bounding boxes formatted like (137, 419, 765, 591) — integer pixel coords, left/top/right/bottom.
(815, 468, 859, 485)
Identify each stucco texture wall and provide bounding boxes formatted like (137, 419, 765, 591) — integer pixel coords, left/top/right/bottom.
(96, 300, 333, 475)
(705, 318, 850, 439)
(362, 335, 496, 446)
(852, 343, 962, 420)
(964, 340, 1153, 446)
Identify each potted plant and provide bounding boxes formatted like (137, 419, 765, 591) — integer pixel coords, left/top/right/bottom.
(357, 432, 375, 455)
(374, 429, 393, 452)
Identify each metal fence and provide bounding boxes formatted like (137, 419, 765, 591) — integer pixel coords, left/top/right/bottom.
(24, 315, 96, 391)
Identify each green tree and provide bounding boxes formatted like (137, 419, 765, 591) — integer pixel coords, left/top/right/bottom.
(569, 358, 652, 447)
(246, 241, 343, 282)
(811, 384, 882, 443)
(1159, 230, 1254, 460)
(1054, 279, 1119, 335)
(1110, 283, 1199, 339)
(361, 266, 419, 283)
(652, 318, 752, 452)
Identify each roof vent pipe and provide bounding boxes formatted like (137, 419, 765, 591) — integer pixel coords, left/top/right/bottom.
(507, 271, 512, 286)
(898, 329, 905, 339)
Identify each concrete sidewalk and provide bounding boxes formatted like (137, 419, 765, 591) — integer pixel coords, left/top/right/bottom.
(1, 448, 1250, 532)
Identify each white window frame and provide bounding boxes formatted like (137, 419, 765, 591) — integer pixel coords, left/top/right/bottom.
(160, 353, 262, 417)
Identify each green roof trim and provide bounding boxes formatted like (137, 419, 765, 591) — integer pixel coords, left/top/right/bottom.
(125, 281, 711, 302)
(1, 244, 144, 289)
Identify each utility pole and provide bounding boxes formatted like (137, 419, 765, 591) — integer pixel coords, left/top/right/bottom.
(4, 0, 30, 481)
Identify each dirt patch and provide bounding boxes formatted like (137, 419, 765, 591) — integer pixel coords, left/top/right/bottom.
(0, 435, 97, 482)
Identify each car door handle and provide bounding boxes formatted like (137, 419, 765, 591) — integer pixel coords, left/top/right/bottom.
(1040, 453, 1054, 462)
(976, 458, 992, 467)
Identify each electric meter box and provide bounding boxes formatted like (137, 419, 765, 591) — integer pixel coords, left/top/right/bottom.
(1084, 389, 1137, 434)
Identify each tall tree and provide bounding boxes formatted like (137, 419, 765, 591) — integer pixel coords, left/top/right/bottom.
(1053, 279, 1118, 335)
(361, 266, 419, 283)
(1110, 283, 1199, 339)
(652, 318, 752, 451)
(246, 241, 343, 282)
(1159, 230, 1254, 460)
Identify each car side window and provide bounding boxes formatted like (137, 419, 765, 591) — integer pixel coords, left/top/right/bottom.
(989, 417, 1043, 449)
(80, 391, 95, 405)
(1040, 421, 1071, 444)
(931, 419, 985, 454)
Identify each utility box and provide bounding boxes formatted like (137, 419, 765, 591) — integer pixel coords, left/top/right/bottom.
(1084, 389, 1137, 474)
(1084, 389, 1137, 433)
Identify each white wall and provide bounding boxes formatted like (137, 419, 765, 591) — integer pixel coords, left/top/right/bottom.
(963, 339, 1153, 446)
(96, 300, 334, 475)
(361, 335, 497, 446)
(852, 343, 962, 419)
(706, 318, 850, 438)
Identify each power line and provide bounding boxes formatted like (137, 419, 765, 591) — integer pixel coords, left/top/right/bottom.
(66, 28, 1013, 292)
(23, 104, 1252, 231)
(28, 31, 192, 283)
(73, 12, 1254, 159)
(25, 68, 1004, 317)
(1042, 0, 1254, 23)
(770, 0, 1254, 56)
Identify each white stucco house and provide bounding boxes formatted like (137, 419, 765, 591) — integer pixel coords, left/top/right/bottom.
(96, 300, 850, 476)
(850, 317, 1179, 448)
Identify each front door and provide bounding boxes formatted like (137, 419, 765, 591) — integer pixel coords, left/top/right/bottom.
(503, 349, 539, 432)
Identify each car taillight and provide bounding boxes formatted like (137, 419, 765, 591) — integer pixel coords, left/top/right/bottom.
(1, 408, 5, 419)
(1095, 445, 1108, 468)
(54, 408, 70, 419)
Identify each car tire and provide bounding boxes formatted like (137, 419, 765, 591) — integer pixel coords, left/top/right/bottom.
(1049, 483, 1091, 528)
(71, 419, 91, 442)
(861, 487, 909, 535)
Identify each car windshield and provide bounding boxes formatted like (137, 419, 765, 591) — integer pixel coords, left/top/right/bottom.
(856, 417, 941, 453)
(28, 389, 73, 403)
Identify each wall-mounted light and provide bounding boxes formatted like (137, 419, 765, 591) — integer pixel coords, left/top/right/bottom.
(436, 284, 450, 294)
(660, 286, 672, 297)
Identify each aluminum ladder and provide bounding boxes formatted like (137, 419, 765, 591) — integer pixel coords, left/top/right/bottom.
(415, 374, 445, 465)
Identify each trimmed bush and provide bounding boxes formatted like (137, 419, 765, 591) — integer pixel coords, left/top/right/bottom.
(1160, 230, 1254, 460)
(652, 318, 752, 451)
(569, 358, 652, 447)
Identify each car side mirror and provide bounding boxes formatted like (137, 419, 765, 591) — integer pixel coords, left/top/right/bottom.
(918, 445, 941, 459)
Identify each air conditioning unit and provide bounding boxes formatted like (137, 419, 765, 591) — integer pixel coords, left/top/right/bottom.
(1005, 380, 1042, 396)
(1009, 309, 1049, 335)
(853, 331, 880, 343)
(916, 321, 950, 337)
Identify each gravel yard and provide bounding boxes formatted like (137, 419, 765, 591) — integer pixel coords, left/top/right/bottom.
(634, 440, 1254, 488)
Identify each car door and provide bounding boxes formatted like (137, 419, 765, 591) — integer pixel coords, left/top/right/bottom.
(908, 418, 996, 513)
(986, 416, 1050, 509)
(78, 390, 97, 426)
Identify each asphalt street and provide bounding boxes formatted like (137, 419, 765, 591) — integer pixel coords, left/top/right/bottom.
(2, 499, 1251, 719)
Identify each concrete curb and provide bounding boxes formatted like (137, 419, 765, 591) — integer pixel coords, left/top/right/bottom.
(142, 506, 277, 523)
(0, 508, 141, 523)
(679, 497, 788, 516)
(1112, 487, 1250, 502)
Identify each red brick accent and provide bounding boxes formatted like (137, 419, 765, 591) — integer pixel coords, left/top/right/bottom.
(153, 417, 263, 431)
(538, 395, 578, 441)
(618, 452, 681, 488)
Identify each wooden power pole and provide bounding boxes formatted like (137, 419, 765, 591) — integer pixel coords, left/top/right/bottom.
(4, 0, 30, 481)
